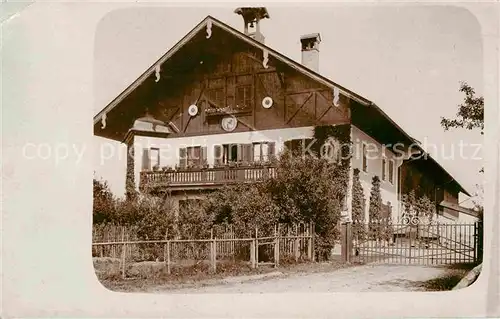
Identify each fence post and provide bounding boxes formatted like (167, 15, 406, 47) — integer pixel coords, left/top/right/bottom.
(255, 227, 259, 268)
(274, 224, 280, 268)
(210, 230, 217, 274)
(310, 223, 316, 262)
(164, 230, 171, 275)
(341, 222, 352, 263)
(307, 223, 312, 261)
(121, 228, 126, 279)
(250, 239, 256, 269)
(294, 224, 300, 262)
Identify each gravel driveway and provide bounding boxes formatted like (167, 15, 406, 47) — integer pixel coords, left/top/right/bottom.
(158, 264, 451, 293)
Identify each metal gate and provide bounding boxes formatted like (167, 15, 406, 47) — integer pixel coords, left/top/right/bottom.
(350, 217, 482, 265)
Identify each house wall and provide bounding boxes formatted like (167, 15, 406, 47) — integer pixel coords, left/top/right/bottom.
(435, 212, 478, 224)
(133, 126, 316, 190)
(351, 125, 403, 221)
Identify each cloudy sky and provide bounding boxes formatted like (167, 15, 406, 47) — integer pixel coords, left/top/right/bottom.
(92, 5, 483, 201)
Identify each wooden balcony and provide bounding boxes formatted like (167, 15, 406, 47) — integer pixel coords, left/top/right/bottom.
(140, 165, 277, 192)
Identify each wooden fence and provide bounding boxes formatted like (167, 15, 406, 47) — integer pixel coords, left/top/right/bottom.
(92, 223, 314, 278)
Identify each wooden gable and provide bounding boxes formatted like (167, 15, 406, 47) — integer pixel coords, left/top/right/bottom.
(95, 22, 351, 141)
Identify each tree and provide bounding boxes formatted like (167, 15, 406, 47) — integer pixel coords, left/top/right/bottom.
(441, 82, 484, 135)
(266, 150, 345, 260)
(440, 82, 484, 206)
(368, 175, 385, 239)
(351, 168, 366, 240)
(368, 176, 383, 222)
(93, 178, 116, 224)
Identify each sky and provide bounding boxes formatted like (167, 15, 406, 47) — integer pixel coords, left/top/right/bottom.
(93, 5, 484, 203)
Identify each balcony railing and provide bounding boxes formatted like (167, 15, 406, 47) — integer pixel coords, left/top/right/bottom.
(140, 165, 277, 191)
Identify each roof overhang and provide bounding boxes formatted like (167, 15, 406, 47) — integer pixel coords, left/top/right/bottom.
(440, 200, 479, 218)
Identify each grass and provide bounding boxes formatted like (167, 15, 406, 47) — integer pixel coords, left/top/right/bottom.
(95, 256, 351, 292)
(414, 263, 478, 291)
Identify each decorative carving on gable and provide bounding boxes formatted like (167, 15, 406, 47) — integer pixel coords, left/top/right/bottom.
(206, 20, 212, 39)
(155, 64, 161, 82)
(262, 48, 269, 69)
(101, 112, 107, 129)
(333, 86, 340, 106)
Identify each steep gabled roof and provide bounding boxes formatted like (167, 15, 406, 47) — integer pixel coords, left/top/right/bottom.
(93, 15, 371, 126)
(92, 15, 471, 197)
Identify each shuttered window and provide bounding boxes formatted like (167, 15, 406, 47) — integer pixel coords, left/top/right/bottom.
(252, 142, 276, 162)
(179, 148, 187, 169)
(187, 146, 201, 168)
(362, 144, 368, 172)
(284, 138, 314, 156)
(142, 148, 160, 171)
(241, 144, 253, 163)
(388, 160, 394, 184)
(212, 142, 277, 166)
(142, 148, 151, 171)
(268, 142, 276, 160)
(150, 148, 160, 169)
(382, 158, 387, 181)
(214, 145, 223, 166)
(179, 146, 207, 168)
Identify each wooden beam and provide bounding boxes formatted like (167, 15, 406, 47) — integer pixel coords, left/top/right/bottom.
(287, 88, 327, 96)
(286, 92, 313, 124)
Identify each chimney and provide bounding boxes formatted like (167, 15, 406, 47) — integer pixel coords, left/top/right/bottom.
(234, 7, 270, 44)
(300, 33, 321, 73)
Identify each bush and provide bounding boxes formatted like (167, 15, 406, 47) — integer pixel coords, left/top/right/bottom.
(351, 168, 366, 240)
(177, 197, 215, 239)
(93, 178, 116, 224)
(401, 190, 436, 223)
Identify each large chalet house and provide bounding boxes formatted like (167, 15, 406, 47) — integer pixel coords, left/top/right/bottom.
(94, 8, 476, 223)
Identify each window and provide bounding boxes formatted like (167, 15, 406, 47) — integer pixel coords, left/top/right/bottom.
(186, 146, 201, 168)
(142, 148, 160, 171)
(382, 158, 387, 181)
(388, 160, 394, 184)
(214, 142, 275, 166)
(179, 146, 207, 169)
(362, 144, 368, 172)
(207, 88, 224, 107)
(223, 144, 239, 163)
(150, 148, 160, 168)
(253, 142, 275, 162)
(236, 85, 252, 108)
(284, 138, 314, 156)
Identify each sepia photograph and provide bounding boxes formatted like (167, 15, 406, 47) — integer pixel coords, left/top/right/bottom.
(3, 2, 498, 318)
(92, 5, 484, 294)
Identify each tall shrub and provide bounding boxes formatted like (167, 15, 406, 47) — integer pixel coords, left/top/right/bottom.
(351, 168, 366, 240)
(368, 176, 383, 221)
(368, 175, 383, 236)
(93, 178, 116, 224)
